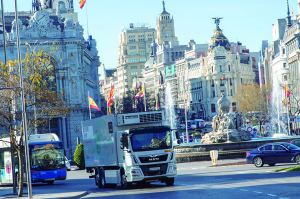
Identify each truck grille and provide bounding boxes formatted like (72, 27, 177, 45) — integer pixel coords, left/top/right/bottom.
(140, 163, 168, 176)
(139, 154, 168, 163)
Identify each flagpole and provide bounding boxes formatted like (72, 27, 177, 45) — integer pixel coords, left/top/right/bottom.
(85, 0, 89, 38)
(143, 82, 147, 112)
(88, 91, 91, 120)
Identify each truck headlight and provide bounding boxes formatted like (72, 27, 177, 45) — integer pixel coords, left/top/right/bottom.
(167, 165, 177, 174)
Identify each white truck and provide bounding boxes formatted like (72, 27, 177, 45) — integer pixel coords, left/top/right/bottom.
(82, 111, 180, 188)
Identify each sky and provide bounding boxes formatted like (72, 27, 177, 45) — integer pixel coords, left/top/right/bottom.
(3, 0, 299, 68)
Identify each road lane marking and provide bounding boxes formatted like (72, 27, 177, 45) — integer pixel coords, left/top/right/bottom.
(253, 191, 263, 194)
(267, 194, 277, 197)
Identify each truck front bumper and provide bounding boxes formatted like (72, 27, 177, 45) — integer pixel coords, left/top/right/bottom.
(127, 163, 177, 182)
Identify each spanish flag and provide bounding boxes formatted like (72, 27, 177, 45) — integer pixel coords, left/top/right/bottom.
(284, 84, 291, 97)
(135, 85, 144, 99)
(89, 96, 100, 111)
(79, 0, 86, 9)
(107, 84, 115, 107)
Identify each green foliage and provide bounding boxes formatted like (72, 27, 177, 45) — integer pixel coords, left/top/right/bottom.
(73, 144, 85, 169)
(276, 166, 300, 172)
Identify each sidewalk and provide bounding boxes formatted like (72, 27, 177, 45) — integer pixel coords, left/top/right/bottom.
(0, 187, 89, 199)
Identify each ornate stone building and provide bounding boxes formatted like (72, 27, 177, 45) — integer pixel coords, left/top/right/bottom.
(144, 18, 256, 120)
(0, 0, 100, 156)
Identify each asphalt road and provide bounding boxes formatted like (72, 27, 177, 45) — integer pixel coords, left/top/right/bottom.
(83, 159, 300, 199)
(1, 159, 299, 199)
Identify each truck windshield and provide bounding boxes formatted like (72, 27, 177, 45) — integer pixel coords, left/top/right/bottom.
(130, 129, 172, 152)
(30, 143, 65, 170)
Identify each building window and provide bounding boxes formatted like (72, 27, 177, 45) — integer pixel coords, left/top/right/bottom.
(241, 78, 243, 84)
(283, 63, 287, 68)
(211, 80, 215, 87)
(230, 78, 233, 86)
(219, 65, 222, 72)
(232, 102, 237, 112)
(212, 90, 216, 98)
(283, 75, 288, 81)
(220, 79, 225, 86)
(228, 65, 231, 71)
(211, 104, 216, 113)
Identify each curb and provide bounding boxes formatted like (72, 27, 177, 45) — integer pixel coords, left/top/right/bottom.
(0, 191, 90, 199)
(57, 191, 90, 199)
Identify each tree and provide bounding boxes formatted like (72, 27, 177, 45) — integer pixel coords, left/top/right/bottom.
(145, 92, 156, 111)
(0, 50, 69, 196)
(73, 143, 85, 169)
(117, 90, 134, 114)
(234, 84, 271, 127)
(235, 84, 270, 114)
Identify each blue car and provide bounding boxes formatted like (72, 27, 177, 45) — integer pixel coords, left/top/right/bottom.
(246, 142, 300, 167)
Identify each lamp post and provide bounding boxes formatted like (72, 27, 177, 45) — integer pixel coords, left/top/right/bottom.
(184, 80, 189, 143)
(14, 0, 32, 198)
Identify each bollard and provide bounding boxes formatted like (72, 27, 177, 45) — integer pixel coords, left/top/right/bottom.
(210, 150, 219, 166)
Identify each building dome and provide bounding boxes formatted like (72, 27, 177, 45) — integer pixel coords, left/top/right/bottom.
(209, 18, 230, 51)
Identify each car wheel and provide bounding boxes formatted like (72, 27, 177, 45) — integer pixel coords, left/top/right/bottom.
(268, 163, 275, 167)
(165, 177, 175, 186)
(47, 180, 54, 185)
(295, 155, 300, 164)
(253, 157, 264, 167)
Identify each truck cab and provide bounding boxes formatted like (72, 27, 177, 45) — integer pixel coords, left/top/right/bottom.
(118, 126, 177, 186)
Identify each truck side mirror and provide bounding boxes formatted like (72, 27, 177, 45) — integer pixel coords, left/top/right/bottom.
(176, 131, 182, 144)
(120, 134, 129, 150)
(173, 131, 182, 146)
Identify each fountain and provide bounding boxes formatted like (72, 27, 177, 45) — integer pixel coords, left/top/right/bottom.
(269, 63, 290, 137)
(201, 93, 251, 144)
(164, 82, 176, 129)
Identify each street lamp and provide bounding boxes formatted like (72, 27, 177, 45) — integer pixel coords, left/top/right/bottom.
(14, 0, 32, 198)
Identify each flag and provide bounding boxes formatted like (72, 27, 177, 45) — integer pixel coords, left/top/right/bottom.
(107, 84, 115, 107)
(135, 84, 144, 99)
(284, 84, 291, 97)
(88, 96, 100, 111)
(79, 0, 86, 9)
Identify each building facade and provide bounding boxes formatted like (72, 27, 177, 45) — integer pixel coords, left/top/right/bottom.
(116, 23, 155, 100)
(0, 0, 100, 156)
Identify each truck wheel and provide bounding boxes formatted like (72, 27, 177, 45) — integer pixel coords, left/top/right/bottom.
(120, 173, 131, 189)
(95, 169, 105, 188)
(165, 177, 175, 186)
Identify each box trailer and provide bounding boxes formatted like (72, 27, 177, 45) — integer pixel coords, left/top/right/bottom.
(82, 111, 180, 188)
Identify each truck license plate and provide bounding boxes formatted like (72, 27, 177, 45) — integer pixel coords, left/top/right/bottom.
(149, 167, 160, 171)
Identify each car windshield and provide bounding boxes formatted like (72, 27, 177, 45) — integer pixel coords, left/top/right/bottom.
(281, 143, 299, 150)
(30, 144, 65, 170)
(130, 128, 172, 152)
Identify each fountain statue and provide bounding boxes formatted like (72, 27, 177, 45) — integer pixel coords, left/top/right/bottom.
(201, 93, 251, 144)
